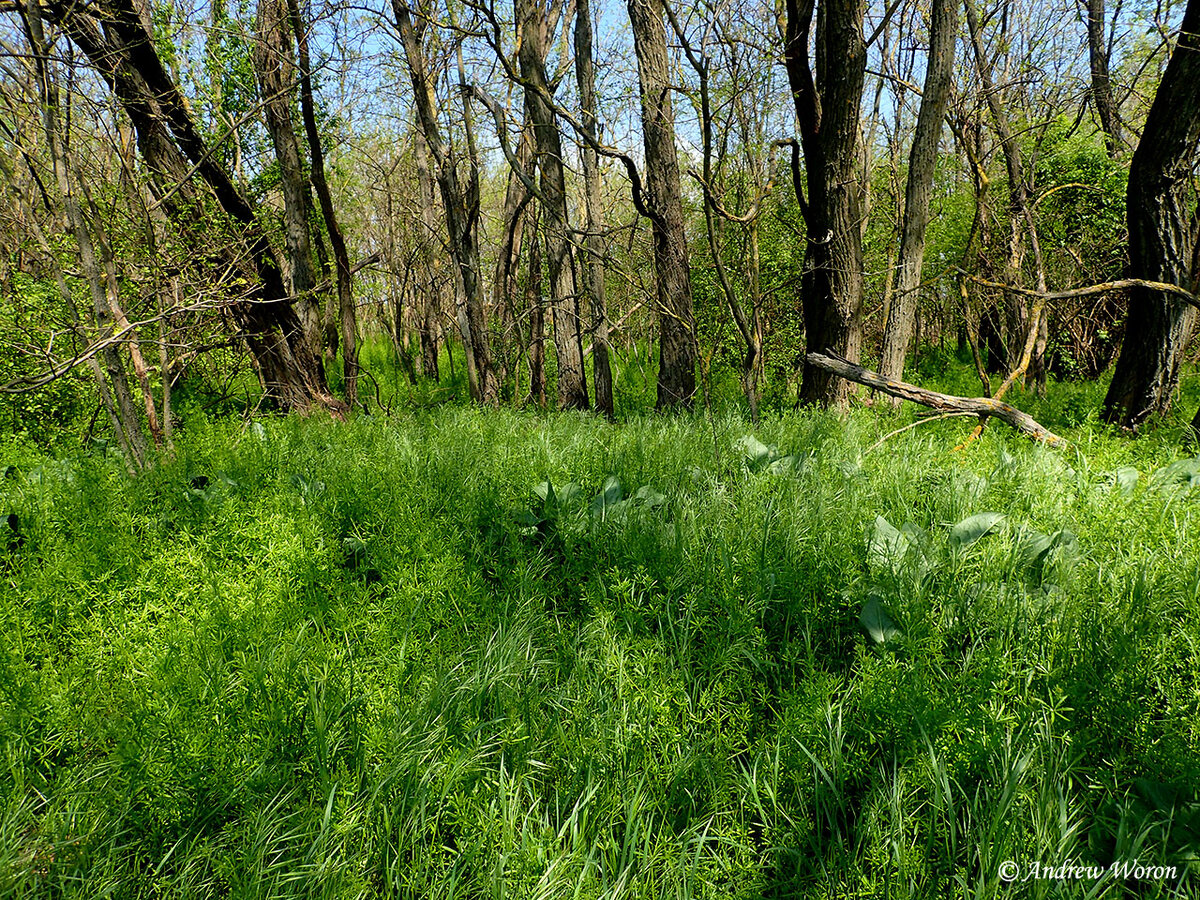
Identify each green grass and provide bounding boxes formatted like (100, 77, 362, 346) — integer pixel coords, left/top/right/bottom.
(1, 398, 1198, 897)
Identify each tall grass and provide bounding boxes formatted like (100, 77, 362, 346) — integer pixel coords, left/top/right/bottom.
(0, 400, 1197, 897)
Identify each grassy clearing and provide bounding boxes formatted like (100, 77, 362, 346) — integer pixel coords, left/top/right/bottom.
(1, 401, 1198, 897)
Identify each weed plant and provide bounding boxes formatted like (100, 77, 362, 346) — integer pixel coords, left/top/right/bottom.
(0, 398, 1198, 897)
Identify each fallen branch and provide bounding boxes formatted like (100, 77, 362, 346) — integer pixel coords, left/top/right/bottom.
(807, 351, 1068, 449)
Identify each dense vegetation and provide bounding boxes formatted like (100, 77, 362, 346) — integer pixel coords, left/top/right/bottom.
(2, 364, 1199, 896)
(5, 0, 1200, 891)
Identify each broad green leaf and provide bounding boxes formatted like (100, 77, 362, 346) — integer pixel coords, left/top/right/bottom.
(950, 512, 1006, 546)
(737, 435, 773, 471)
(768, 454, 806, 475)
(534, 481, 580, 509)
(1016, 527, 1055, 568)
(861, 594, 900, 644)
(590, 476, 624, 517)
(1151, 457, 1200, 495)
(632, 485, 666, 507)
(1016, 527, 1078, 583)
(867, 515, 909, 567)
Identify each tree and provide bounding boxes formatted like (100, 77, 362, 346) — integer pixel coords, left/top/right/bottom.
(628, 0, 697, 409)
(392, 0, 498, 403)
(575, 0, 614, 418)
(39, 0, 338, 412)
(1081, 0, 1123, 156)
(1103, 0, 1200, 429)
(287, 0, 358, 405)
(879, 0, 958, 391)
(516, 0, 588, 409)
(253, 0, 321, 353)
(782, 0, 869, 406)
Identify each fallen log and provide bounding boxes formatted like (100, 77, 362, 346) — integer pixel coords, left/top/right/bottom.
(806, 351, 1068, 449)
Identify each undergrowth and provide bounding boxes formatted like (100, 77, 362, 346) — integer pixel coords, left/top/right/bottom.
(0, 405, 1197, 897)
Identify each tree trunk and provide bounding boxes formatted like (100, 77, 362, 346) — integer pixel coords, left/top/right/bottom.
(783, 0, 868, 407)
(413, 129, 442, 381)
(965, 0, 1049, 390)
(1084, 0, 1122, 156)
(287, 0, 357, 406)
(253, 0, 321, 351)
(392, 0, 497, 403)
(627, 0, 697, 409)
(526, 208, 547, 407)
(575, 0, 614, 418)
(517, 0, 588, 410)
(1103, 0, 1200, 429)
(23, 3, 151, 464)
(494, 119, 534, 393)
(879, 0, 957, 393)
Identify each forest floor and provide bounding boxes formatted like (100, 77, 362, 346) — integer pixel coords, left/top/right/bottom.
(1, 380, 1199, 897)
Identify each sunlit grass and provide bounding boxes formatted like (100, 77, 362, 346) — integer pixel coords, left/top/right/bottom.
(0, 396, 1197, 897)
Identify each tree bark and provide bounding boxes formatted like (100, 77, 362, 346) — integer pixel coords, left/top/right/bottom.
(526, 207, 547, 407)
(517, 0, 588, 410)
(1103, 0, 1200, 429)
(575, 0, 614, 418)
(783, 0, 868, 406)
(808, 351, 1067, 448)
(879, 0, 957, 392)
(287, 0, 357, 406)
(253, 0, 321, 351)
(627, 0, 697, 409)
(1083, 0, 1122, 156)
(413, 129, 442, 381)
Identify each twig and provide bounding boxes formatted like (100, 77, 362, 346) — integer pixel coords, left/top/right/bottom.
(863, 412, 978, 455)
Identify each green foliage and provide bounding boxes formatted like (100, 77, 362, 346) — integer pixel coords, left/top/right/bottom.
(0, 273, 95, 445)
(1, 405, 1198, 896)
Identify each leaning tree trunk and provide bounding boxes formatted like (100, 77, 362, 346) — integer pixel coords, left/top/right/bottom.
(627, 0, 697, 409)
(784, 0, 868, 406)
(518, 0, 588, 410)
(575, 0, 614, 418)
(42, 0, 337, 412)
(879, 0, 957, 393)
(1103, 0, 1200, 429)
